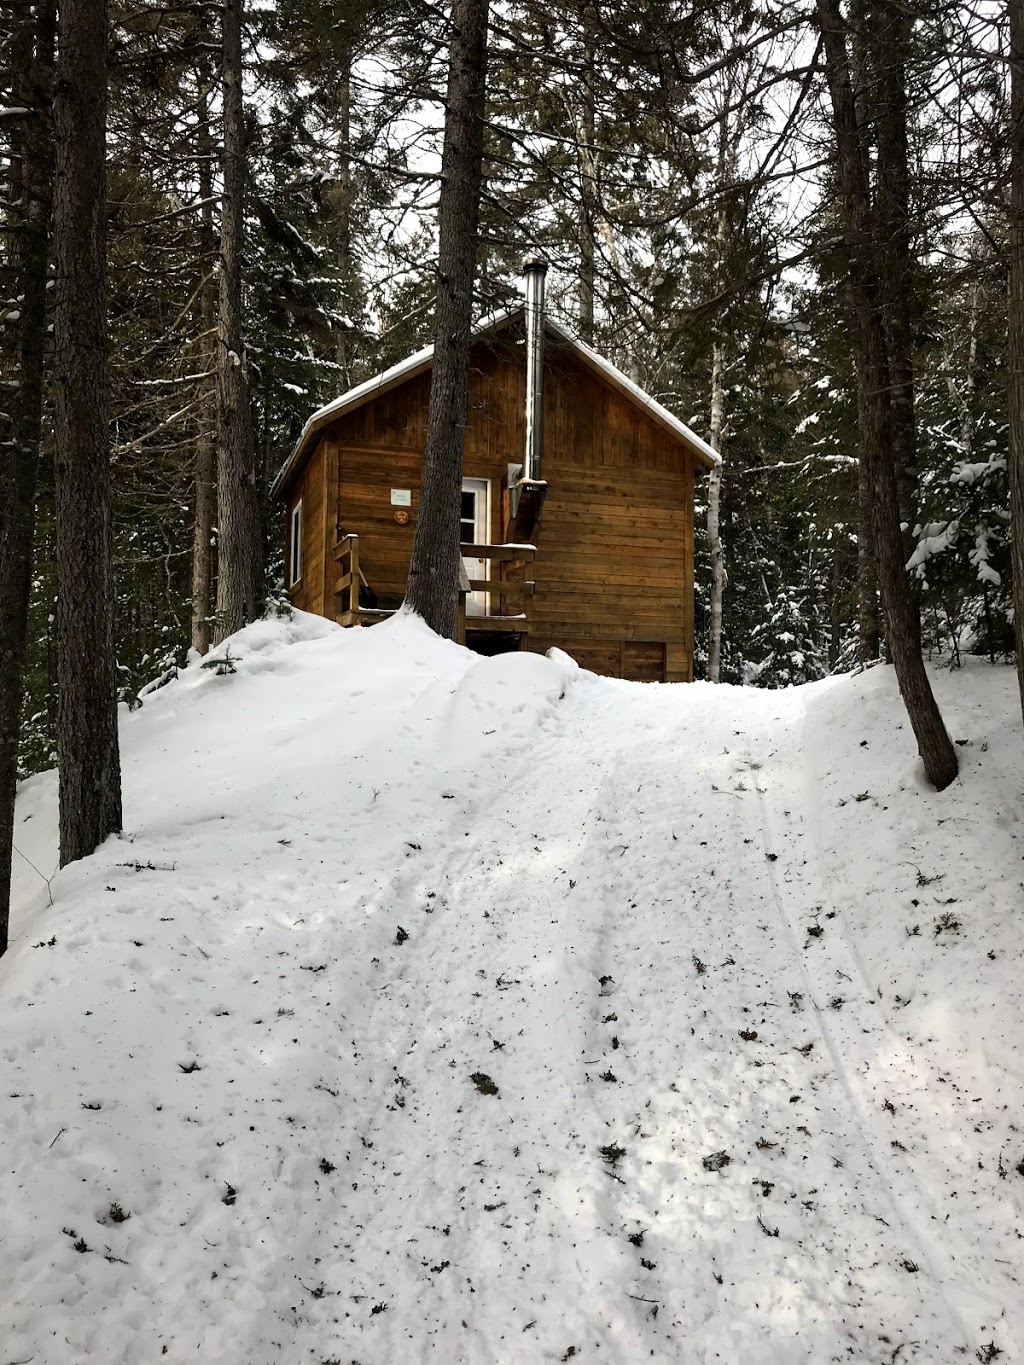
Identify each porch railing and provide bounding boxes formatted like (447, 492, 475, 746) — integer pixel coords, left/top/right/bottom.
(334, 533, 365, 619)
(332, 533, 536, 637)
(457, 542, 536, 642)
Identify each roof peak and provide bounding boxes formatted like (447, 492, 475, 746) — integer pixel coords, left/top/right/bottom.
(271, 307, 718, 499)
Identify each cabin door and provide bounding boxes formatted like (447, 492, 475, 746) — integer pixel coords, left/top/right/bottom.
(460, 477, 490, 618)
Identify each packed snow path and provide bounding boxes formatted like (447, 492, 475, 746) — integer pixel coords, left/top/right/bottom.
(3, 614, 1022, 1364)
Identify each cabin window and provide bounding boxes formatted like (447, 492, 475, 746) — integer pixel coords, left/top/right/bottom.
(460, 490, 477, 546)
(289, 501, 303, 585)
(460, 478, 488, 550)
(461, 477, 490, 618)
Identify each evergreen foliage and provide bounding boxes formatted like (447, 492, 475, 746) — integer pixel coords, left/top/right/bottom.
(4, 0, 1020, 782)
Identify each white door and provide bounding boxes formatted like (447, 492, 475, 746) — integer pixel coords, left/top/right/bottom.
(460, 477, 490, 617)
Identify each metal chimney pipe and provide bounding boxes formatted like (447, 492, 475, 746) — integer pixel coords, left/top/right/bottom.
(522, 256, 548, 484)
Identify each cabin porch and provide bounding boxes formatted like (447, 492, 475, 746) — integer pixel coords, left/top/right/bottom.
(332, 533, 536, 650)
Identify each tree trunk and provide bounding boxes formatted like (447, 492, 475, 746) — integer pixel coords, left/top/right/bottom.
(191, 94, 217, 656)
(706, 339, 727, 682)
(962, 284, 978, 458)
(192, 406, 216, 655)
(213, 0, 263, 644)
(815, 0, 957, 789)
(868, 0, 918, 539)
(1008, 0, 1024, 729)
(334, 49, 355, 388)
(577, 9, 597, 344)
(578, 213, 595, 343)
(404, 0, 490, 638)
(856, 370, 881, 661)
(706, 104, 735, 685)
(828, 541, 843, 669)
(52, 0, 123, 864)
(0, 0, 55, 952)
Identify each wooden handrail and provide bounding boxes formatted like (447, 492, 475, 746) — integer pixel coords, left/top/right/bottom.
(330, 535, 535, 631)
(460, 542, 536, 562)
(333, 533, 360, 619)
(462, 542, 536, 620)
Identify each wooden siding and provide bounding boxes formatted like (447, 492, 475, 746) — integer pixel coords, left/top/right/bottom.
(286, 328, 698, 681)
(286, 448, 326, 616)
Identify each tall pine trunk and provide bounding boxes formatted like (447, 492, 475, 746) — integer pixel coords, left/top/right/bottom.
(191, 93, 217, 656)
(335, 49, 355, 388)
(578, 210, 595, 344)
(815, 0, 957, 790)
(213, 0, 263, 644)
(856, 369, 881, 661)
(869, 0, 919, 549)
(577, 10, 597, 344)
(706, 339, 727, 681)
(0, 1, 55, 952)
(404, 0, 489, 638)
(705, 109, 734, 684)
(52, 0, 123, 864)
(1008, 0, 1024, 729)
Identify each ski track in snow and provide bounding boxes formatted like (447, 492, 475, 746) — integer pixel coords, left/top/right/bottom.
(1, 614, 1022, 1364)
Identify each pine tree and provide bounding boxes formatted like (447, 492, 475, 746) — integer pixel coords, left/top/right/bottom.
(405, 0, 490, 637)
(213, 0, 264, 642)
(0, 0, 55, 950)
(814, 0, 958, 790)
(52, 0, 123, 864)
(1008, 0, 1024, 727)
(749, 586, 826, 688)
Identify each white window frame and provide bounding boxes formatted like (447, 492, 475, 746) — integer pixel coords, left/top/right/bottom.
(289, 500, 303, 586)
(461, 477, 490, 618)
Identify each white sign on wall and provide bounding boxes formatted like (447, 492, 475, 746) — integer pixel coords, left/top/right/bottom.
(390, 489, 412, 507)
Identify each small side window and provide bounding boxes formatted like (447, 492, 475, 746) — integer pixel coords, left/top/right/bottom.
(290, 501, 303, 585)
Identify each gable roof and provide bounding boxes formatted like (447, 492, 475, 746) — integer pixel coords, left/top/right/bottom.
(271, 305, 719, 499)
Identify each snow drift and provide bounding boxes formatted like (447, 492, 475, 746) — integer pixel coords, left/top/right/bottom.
(2, 610, 1022, 1364)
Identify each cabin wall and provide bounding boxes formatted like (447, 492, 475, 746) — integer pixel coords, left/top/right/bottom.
(288, 333, 699, 681)
(286, 442, 327, 616)
(329, 357, 520, 609)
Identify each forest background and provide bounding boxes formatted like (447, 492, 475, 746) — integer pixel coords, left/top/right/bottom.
(1, 0, 1016, 782)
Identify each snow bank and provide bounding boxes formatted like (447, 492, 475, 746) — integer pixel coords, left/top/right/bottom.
(2, 619, 1022, 1364)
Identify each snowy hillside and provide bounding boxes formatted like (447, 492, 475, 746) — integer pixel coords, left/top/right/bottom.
(2, 612, 1022, 1365)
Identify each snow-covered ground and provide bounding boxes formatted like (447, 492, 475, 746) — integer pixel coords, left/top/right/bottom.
(2, 611, 1022, 1364)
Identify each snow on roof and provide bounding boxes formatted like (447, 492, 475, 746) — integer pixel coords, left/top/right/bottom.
(271, 306, 718, 498)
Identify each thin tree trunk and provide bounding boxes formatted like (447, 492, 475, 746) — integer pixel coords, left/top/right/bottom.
(962, 283, 977, 458)
(848, 0, 881, 664)
(706, 339, 727, 682)
(815, 0, 957, 789)
(404, 0, 490, 638)
(706, 101, 734, 685)
(213, 0, 263, 644)
(1008, 0, 1024, 728)
(192, 402, 216, 655)
(578, 209, 596, 344)
(856, 371, 881, 661)
(191, 94, 216, 656)
(577, 9, 597, 344)
(869, 0, 918, 539)
(335, 50, 354, 387)
(578, 217, 595, 343)
(0, 0, 55, 952)
(947, 283, 978, 457)
(829, 542, 843, 669)
(52, 0, 123, 864)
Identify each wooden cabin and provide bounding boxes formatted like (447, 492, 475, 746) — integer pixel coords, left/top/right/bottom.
(272, 274, 717, 683)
